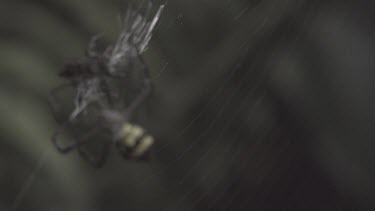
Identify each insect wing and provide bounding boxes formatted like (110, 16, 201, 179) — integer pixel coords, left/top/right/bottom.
(107, 3, 164, 76)
(50, 90, 110, 155)
(49, 76, 117, 155)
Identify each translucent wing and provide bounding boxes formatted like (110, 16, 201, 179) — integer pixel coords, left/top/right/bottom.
(49, 85, 110, 155)
(48, 76, 122, 168)
(51, 98, 114, 168)
(49, 85, 105, 148)
(107, 2, 165, 76)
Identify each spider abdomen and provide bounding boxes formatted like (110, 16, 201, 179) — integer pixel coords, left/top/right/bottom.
(116, 123, 154, 160)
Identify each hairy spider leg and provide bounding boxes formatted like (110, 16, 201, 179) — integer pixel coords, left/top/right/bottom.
(51, 121, 102, 153)
(51, 85, 112, 167)
(49, 83, 87, 153)
(78, 140, 112, 168)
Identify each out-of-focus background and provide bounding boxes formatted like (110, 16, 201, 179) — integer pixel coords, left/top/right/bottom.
(1, 0, 375, 210)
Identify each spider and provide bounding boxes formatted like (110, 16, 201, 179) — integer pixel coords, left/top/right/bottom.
(48, 2, 164, 168)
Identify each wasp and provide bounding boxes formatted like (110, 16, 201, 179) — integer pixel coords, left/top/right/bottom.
(48, 2, 164, 167)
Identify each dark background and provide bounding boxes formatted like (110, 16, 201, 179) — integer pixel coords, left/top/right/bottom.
(1, 0, 375, 210)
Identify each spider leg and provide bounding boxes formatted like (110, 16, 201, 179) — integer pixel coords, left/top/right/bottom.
(52, 122, 101, 153)
(123, 50, 152, 117)
(125, 78, 151, 116)
(78, 141, 112, 168)
(52, 122, 79, 153)
(48, 83, 73, 123)
(85, 34, 103, 58)
(69, 100, 89, 121)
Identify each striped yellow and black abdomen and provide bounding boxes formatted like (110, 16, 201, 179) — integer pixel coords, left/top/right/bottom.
(115, 123, 154, 160)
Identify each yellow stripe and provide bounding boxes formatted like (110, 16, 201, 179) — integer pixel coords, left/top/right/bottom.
(132, 135, 154, 156)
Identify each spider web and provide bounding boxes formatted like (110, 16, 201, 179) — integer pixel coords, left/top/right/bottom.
(5, 0, 371, 211)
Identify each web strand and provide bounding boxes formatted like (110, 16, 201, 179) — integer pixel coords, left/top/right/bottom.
(11, 147, 53, 211)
